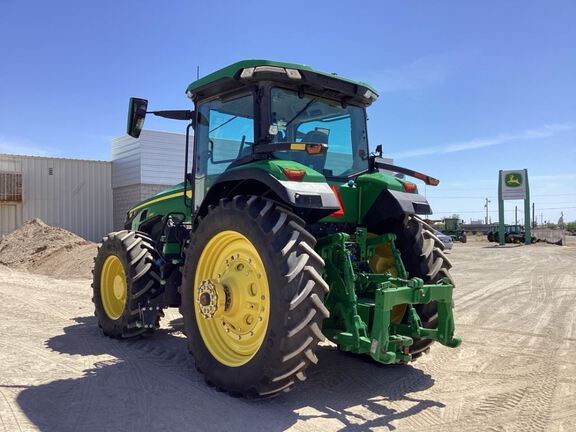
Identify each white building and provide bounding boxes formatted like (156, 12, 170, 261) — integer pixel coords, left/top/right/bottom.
(0, 154, 112, 241)
(111, 130, 189, 230)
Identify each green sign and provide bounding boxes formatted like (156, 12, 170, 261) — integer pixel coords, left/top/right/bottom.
(501, 169, 526, 200)
(498, 169, 531, 245)
(504, 172, 523, 188)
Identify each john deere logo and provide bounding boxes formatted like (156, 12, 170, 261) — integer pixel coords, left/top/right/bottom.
(505, 173, 522, 187)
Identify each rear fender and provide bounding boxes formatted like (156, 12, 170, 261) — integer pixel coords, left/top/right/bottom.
(196, 168, 340, 223)
(363, 188, 432, 231)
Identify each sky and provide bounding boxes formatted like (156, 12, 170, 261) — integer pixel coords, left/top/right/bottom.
(1, 0, 575, 224)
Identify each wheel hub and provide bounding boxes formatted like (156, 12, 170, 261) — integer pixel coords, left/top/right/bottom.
(196, 279, 227, 319)
(194, 230, 270, 367)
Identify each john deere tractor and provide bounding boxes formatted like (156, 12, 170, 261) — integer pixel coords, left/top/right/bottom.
(443, 217, 467, 243)
(93, 60, 460, 398)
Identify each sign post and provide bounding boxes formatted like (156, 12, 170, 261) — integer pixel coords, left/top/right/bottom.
(498, 169, 531, 246)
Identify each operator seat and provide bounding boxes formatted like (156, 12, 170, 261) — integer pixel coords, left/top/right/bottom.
(298, 130, 328, 173)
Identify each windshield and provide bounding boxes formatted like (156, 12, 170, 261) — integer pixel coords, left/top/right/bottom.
(270, 87, 369, 178)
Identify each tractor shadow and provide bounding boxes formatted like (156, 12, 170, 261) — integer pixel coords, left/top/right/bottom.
(17, 316, 444, 432)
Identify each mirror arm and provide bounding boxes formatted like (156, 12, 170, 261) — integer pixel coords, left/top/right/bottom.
(149, 110, 195, 121)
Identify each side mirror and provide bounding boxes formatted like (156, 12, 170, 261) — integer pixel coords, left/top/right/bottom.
(127, 97, 148, 138)
(375, 144, 383, 157)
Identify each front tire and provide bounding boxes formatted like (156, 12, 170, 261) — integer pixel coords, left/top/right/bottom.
(181, 196, 328, 398)
(92, 230, 163, 338)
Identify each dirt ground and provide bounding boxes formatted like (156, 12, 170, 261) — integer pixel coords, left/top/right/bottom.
(0, 237, 575, 431)
(0, 219, 96, 279)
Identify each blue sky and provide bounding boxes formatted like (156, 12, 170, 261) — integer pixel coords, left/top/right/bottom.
(1, 0, 575, 223)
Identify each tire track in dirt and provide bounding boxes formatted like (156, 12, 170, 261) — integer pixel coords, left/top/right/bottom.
(407, 244, 576, 432)
(0, 389, 22, 432)
(445, 248, 574, 431)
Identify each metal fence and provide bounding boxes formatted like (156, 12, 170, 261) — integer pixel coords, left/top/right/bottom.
(532, 227, 566, 245)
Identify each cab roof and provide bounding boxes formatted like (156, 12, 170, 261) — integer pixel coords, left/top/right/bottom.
(185, 59, 379, 105)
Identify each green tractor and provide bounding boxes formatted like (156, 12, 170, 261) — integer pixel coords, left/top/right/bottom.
(487, 224, 533, 244)
(92, 60, 460, 398)
(443, 217, 467, 243)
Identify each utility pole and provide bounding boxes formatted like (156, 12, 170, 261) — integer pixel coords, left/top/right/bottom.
(484, 198, 491, 225)
(515, 206, 518, 225)
(540, 213, 544, 225)
(532, 202, 535, 228)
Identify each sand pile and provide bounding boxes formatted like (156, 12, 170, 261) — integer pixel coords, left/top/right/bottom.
(0, 218, 97, 279)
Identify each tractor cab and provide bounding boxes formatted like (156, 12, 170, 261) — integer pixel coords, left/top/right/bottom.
(184, 60, 377, 211)
(506, 224, 522, 234)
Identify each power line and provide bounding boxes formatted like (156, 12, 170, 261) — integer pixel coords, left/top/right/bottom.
(533, 193, 576, 197)
(426, 193, 576, 199)
(433, 206, 576, 215)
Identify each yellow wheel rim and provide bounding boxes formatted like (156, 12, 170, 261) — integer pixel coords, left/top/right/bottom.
(194, 230, 270, 367)
(368, 234, 407, 323)
(100, 255, 127, 320)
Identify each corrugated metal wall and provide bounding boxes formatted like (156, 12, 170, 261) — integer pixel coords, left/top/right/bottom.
(111, 130, 191, 230)
(0, 204, 18, 236)
(111, 135, 141, 188)
(111, 130, 190, 189)
(140, 130, 189, 185)
(0, 154, 112, 241)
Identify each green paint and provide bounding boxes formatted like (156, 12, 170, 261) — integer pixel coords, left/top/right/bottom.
(128, 182, 191, 227)
(443, 217, 466, 242)
(228, 159, 326, 182)
(322, 171, 408, 223)
(185, 59, 378, 98)
(316, 227, 460, 364)
(504, 172, 523, 188)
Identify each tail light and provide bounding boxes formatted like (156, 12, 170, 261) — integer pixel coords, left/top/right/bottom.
(282, 168, 306, 181)
(329, 185, 345, 217)
(403, 182, 418, 193)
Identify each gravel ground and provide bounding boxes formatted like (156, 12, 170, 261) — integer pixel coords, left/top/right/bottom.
(0, 219, 96, 279)
(0, 239, 575, 431)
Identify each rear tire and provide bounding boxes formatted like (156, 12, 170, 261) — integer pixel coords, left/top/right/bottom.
(92, 230, 163, 338)
(392, 215, 455, 358)
(181, 196, 328, 398)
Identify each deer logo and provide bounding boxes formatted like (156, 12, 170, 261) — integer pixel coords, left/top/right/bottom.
(505, 173, 522, 187)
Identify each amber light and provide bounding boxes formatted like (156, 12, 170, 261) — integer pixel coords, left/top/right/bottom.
(329, 185, 345, 217)
(282, 169, 306, 181)
(403, 182, 418, 193)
